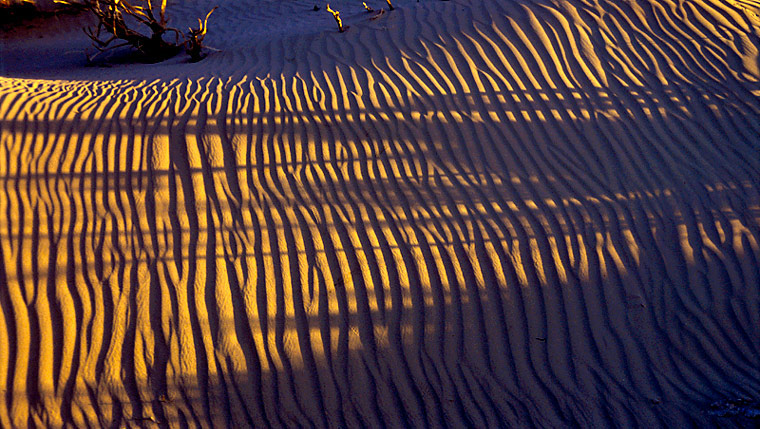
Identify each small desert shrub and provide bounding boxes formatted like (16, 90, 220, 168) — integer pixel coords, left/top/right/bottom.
(185, 6, 216, 62)
(57, 0, 216, 62)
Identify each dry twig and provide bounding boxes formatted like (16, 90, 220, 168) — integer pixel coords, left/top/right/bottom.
(326, 4, 343, 32)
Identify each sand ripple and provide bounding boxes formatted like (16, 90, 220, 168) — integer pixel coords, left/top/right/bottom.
(1, 0, 760, 426)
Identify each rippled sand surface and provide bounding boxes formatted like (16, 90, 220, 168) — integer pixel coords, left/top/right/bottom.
(1, 0, 760, 426)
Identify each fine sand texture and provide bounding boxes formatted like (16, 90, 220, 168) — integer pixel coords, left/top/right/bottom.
(2, 0, 760, 426)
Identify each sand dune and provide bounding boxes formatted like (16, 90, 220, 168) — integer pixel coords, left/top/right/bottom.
(1, 0, 760, 426)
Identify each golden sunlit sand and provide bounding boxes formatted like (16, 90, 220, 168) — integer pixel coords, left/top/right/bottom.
(1, 0, 760, 426)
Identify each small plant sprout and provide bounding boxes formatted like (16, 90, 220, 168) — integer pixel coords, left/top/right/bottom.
(385, 0, 394, 10)
(326, 4, 343, 32)
(363, 2, 373, 12)
(185, 6, 217, 62)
